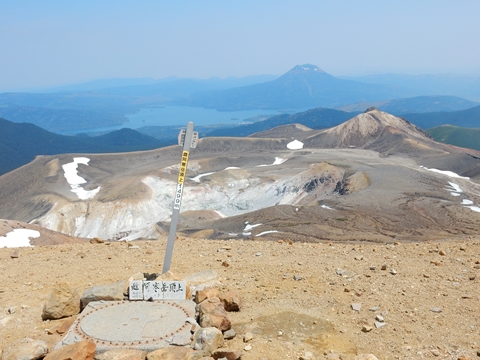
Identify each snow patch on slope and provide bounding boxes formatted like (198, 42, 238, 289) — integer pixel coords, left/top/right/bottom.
(62, 157, 101, 200)
(287, 140, 304, 150)
(420, 166, 469, 179)
(0, 229, 40, 248)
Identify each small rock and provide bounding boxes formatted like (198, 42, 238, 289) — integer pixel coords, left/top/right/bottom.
(8, 306, 16, 314)
(369, 306, 380, 311)
(1, 338, 48, 360)
(430, 349, 440, 356)
(390, 269, 397, 275)
(222, 261, 230, 267)
(220, 290, 242, 312)
(197, 297, 231, 331)
(293, 275, 303, 281)
(128, 245, 140, 249)
(171, 333, 191, 346)
(243, 332, 254, 343)
(44, 339, 95, 360)
(81, 281, 127, 309)
(223, 328, 236, 340)
(147, 347, 199, 360)
(95, 348, 147, 360)
(211, 348, 242, 360)
(193, 327, 224, 353)
(51, 316, 76, 335)
(439, 250, 446, 256)
(300, 351, 314, 360)
(354, 355, 379, 360)
(42, 282, 81, 320)
(195, 287, 220, 304)
(381, 264, 387, 270)
(244, 345, 252, 351)
(89, 237, 104, 244)
(375, 315, 385, 322)
(430, 307, 442, 313)
(374, 321, 387, 329)
(351, 303, 362, 312)
(255, 252, 262, 256)
(362, 325, 373, 333)
(457, 356, 471, 360)
(10, 249, 20, 258)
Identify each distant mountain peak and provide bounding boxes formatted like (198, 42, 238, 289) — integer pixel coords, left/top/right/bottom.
(289, 64, 326, 74)
(326, 109, 431, 145)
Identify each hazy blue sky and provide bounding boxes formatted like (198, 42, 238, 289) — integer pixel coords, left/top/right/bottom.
(2, 0, 480, 91)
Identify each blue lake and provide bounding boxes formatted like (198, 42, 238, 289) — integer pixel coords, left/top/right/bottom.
(125, 106, 282, 127)
(70, 106, 285, 134)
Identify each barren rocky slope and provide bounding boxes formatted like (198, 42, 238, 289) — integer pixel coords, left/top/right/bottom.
(1, 236, 480, 359)
(1, 109, 480, 244)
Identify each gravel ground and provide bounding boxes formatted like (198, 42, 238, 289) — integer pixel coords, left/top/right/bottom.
(1, 235, 480, 359)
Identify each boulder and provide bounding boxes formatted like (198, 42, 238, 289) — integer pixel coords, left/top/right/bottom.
(44, 339, 95, 360)
(211, 348, 242, 360)
(146, 347, 203, 360)
(219, 291, 242, 312)
(81, 280, 127, 309)
(95, 348, 147, 360)
(42, 282, 81, 320)
(195, 287, 219, 304)
(197, 298, 231, 331)
(1, 338, 48, 360)
(193, 327, 224, 354)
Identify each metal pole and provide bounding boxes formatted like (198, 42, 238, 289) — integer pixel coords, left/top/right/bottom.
(162, 122, 195, 274)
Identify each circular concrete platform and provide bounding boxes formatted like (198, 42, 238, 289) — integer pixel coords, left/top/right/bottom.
(56, 300, 197, 353)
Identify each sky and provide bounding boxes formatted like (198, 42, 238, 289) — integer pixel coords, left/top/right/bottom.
(2, 0, 480, 92)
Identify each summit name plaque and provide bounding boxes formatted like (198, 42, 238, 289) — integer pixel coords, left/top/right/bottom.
(128, 280, 186, 301)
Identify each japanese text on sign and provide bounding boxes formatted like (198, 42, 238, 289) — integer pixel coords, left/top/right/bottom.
(129, 280, 187, 300)
(177, 150, 189, 184)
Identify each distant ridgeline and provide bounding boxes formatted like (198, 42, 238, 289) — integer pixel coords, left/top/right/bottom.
(427, 125, 480, 151)
(0, 118, 169, 176)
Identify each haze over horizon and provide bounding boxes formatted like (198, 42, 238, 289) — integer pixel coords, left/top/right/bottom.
(2, 0, 480, 93)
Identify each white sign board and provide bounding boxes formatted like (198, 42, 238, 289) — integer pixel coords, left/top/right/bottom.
(129, 280, 144, 300)
(129, 280, 187, 300)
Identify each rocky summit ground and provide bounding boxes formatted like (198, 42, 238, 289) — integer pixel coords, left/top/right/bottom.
(1, 235, 480, 359)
